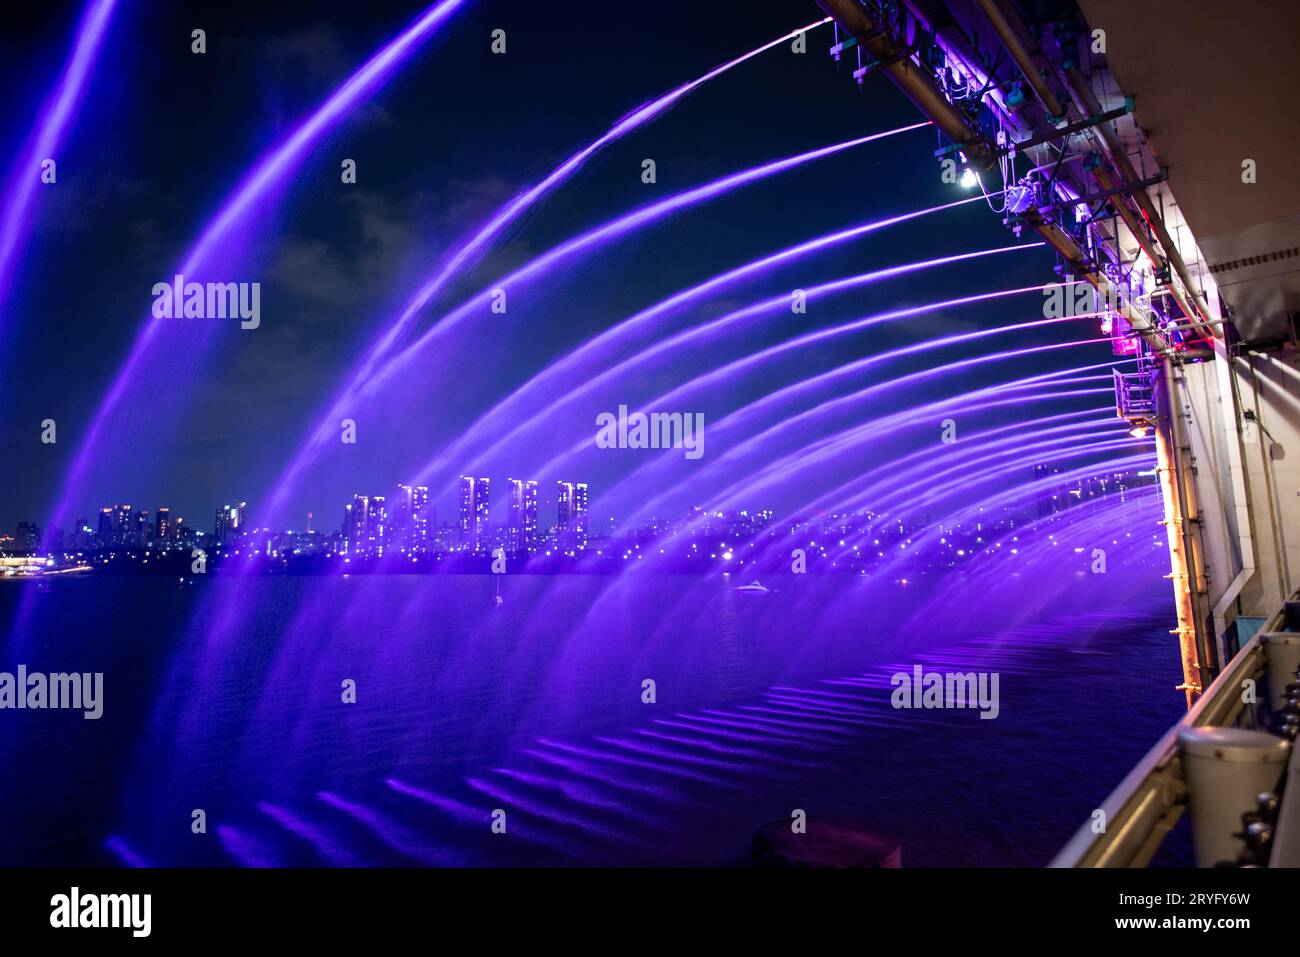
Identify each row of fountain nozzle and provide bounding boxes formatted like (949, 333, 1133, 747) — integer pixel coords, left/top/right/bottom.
(1228, 657, 1300, 865)
(1268, 662, 1300, 740)
(1218, 790, 1281, 867)
(1176, 631, 1300, 867)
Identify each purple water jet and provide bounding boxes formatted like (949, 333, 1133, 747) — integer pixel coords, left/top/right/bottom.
(269, 17, 835, 521)
(0, 0, 120, 324)
(423, 241, 1043, 498)
(261, 119, 934, 526)
(47, 0, 472, 532)
(611, 334, 1119, 531)
(415, 193, 1001, 486)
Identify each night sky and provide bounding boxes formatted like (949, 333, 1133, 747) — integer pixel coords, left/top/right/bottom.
(0, 0, 1069, 535)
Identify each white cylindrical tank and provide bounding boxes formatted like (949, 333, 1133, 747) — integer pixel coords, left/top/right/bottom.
(1177, 726, 1290, 867)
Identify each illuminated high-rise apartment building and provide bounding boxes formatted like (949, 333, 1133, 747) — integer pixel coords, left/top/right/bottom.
(366, 495, 387, 556)
(508, 479, 539, 554)
(214, 502, 247, 545)
(345, 495, 368, 556)
(573, 482, 589, 550)
(458, 476, 491, 553)
(556, 481, 573, 546)
(555, 481, 589, 552)
(394, 484, 430, 553)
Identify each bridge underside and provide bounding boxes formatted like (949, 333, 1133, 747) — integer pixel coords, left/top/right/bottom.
(1080, 0, 1300, 344)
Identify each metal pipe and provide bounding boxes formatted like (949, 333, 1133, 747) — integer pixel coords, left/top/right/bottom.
(973, 0, 1067, 121)
(900, 0, 1032, 140)
(1155, 319, 1229, 335)
(1165, 359, 1215, 678)
(1089, 161, 1205, 332)
(815, 0, 997, 168)
(1057, 53, 1215, 336)
(1089, 160, 1164, 265)
(1035, 168, 1164, 211)
(1156, 359, 1208, 706)
(1248, 361, 1291, 599)
(1036, 219, 1167, 353)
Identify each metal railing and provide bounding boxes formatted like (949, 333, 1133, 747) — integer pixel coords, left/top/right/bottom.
(1051, 599, 1287, 867)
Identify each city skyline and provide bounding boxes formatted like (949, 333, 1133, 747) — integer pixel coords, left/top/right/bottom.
(0, 465, 1157, 580)
(0, 0, 1060, 537)
(0, 471, 597, 560)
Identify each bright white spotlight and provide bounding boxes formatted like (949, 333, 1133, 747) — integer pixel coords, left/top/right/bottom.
(1129, 425, 1150, 438)
(960, 167, 978, 188)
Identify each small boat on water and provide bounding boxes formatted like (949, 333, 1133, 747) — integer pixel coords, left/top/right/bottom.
(734, 580, 770, 593)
